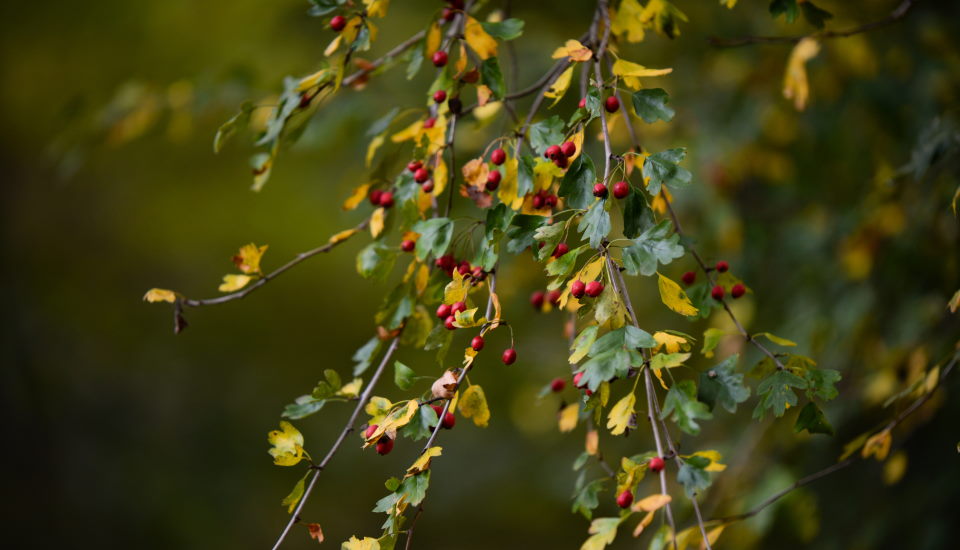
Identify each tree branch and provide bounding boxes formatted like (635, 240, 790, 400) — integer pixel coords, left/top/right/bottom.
(708, 0, 918, 48)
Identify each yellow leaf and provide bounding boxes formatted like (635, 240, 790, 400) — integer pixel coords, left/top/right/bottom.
(862, 429, 892, 461)
(606, 393, 636, 435)
(534, 157, 564, 190)
(685, 450, 727, 472)
(329, 228, 358, 244)
(459, 384, 491, 427)
(297, 69, 331, 92)
(425, 21, 442, 57)
(473, 101, 502, 121)
(585, 429, 599, 455)
(948, 289, 960, 313)
(544, 65, 575, 106)
(219, 274, 253, 292)
(722, 0, 737, 7)
(391, 119, 423, 143)
(559, 403, 579, 433)
(611, 0, 645, 43)
(497, 158, 522, 209)
(568, 128, 584, 162)
(632, 510, 656, 538)
(406, 446, 442, 477)
(552, 39, 593, 62)
(755, 332, 797, 347)
(365, 134, 385, 167)
(267, 421, 305, 466)
(415, 264, 430, 295)
(632, 493, 672, 513)
(454, 43, 468, 77)
(143, 288, 176, 303)
(337, 378, 363, 398)
(324, 35, 342, 58)
(233, 243, 268, 274)
(657, 273, 698, 316)
(476, 84, 493, 106)
(464, 16, 498, 59)
(342, 183, 371, 211)
(366, 400, 419, 443)
(342, 536, 380, 550)
(882, 450, 908, 485)
(783, 37, 820, 111)
(462, 157, 489, 188)
(370, 207, 386, 238)
(363, 0, 389, 18)
(653, 331, 687, 353)
(611, 58, 673, 90)
(651, 186, 671, 214)
(444, 269, 471, 304)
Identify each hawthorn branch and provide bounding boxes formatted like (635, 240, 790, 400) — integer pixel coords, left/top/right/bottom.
(708, 0, 918, 48)
(271, 337, 400, 550)
(592, 1, 614, 182)
(342, 31, 426, 87)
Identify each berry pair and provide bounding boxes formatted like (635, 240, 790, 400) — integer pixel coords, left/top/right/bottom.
(570, 280, 604, 299)
(368, 189, 395, 208)
(544, 141, 577, 169)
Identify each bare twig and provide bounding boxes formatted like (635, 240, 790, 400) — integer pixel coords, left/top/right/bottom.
(271, 337, 401, 550)
(343, 31, 426, 86)
(709, 0, 918, 48)
(403, 503, 426, 550)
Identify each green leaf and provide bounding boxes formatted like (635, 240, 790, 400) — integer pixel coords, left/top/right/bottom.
(577, 350, 630, 391)
(698, 354, 750, 413)
(412, 218, 454, 261)
(622, 190, 653, 239)
(769, 0, 799, 23)
(424, 324, 453, 365)
(480, 58, 506, 100)
(481, 18, 525, 40)
(546, 246, 587, 278)
(559, 153, 597, 210)
(282, 395, 327, 419)
(324, 369, 342, 390)
(631, 89, 675, 123)
(590, 326, 658, 355)
(794, 401, 835, 435)
(352, 336, 382, 376)
(661, 380, 712, 435)
(308, 0, 343, 17)
(804, 368, 841, 401)
(506, 214, 548, 254)
(213, 102, 254, 153)
(281, 471, 309, 513)
(401, 404, 438, 441)
(393, 361, 416, 390)
(578, 201, 611, 249)
(800, 1, 832, 29)
(621, 220, 685, 276)
(677, 455, 711, 496)
(701, 328, 725, 358)
(357, 242, 397, 280)
(517, 154, 536, 198)
(485, 203, 516, 240)
(643, 148, 692, 196)
(374, 284, 414, 330)
(528, 115, 565, 157)
(533, 222, 565, 260)
(572, 478, 607, 520)
(398, 470, 430, 506)
(754, 370, 809, 419)
(570, 325, 600, 363)
(648, 525, 673, 550)
(406, 43, 424, 79)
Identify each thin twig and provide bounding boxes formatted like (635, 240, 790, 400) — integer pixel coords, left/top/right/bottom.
(708, 0, 918, 48)
(404, 503, 426, 550)
(343, 31, 426, 86)
(271, 337, 401, 550)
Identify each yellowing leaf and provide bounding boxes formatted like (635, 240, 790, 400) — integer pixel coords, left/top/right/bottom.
(783, 37, 820, 111)
(267, 421, 305, 466)
(585, 429, 599, 455)
(459, 384, 491, 427)
(233, 243, 268, 274)
(497, 158, 521, 209)
(415, 264, 430, 295)
(370, 207, 386, 238)
(632, 493, 672, 513)
(462, 157, 490, 188)
(611, 0, 646, 43)
(465, 16, 498, 59)
(433, 157, 448, 196)
(882, 450, 908, 485)
(862, 429, 892, 461)
(337, 378, 364, 398)
(307, 523, 324, 543)
(342, 536, 380, 550)
(476, 84, 493, 106)
(552, 39, 593, 62)
(365, 396, 393, 423)
(611, 59, 673, 90)
(297, 68, 331, 92)
(568, 128, 584, 162)
(444, 269, 471, 304)
(219, 274, 253, 292)
(329, 228, 358, 245)
(559, 403, 580, 433)
(425, 21, 442, 57)
(685, 450, 727, 472)
(391, 119, 423, 143)
(657, 273, 698, 316)
(473, 101, 502, 121)
(754, 332, 797, 347)
(143, 288, 176, 303)
(363, 0, 389, 18)
(544, 65, 575, 106)
(366, 400, 419, 443)
(453, 307, 485, 328)
(365, 134, 385, 167)
(653, 331, 687, 354)
(607, 393, 636, 435)
(632, 510, 656, 538)
(406, 446, 442, 477)
(342, 183, 371, 211)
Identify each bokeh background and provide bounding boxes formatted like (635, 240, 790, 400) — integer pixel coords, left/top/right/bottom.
(3, 0, 959, 548)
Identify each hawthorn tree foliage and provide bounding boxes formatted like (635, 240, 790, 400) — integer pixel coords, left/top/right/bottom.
(143, 0, 959, 549)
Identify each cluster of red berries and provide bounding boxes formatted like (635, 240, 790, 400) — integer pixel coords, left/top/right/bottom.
(531, 189, 559, 210)
(680, 261, 746, 300)
(484, 147, 506, 191)
(544, 141, 577, 169)
(529, 289, 561, 310)
(407, 159, 436, 193)
(435, 302, 517, 364)
(571, 279, 604, 299)
(367, 188, 395, 208)
(433, 255, 487, 281)
(440, 0, 464, 22)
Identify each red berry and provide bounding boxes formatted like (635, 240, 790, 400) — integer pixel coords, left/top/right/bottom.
(681, 271, 696, 286)
(436, 303, 452, 319)
(330, 15, 347, 32)
(578, 97, 587, 109)
(553, 243, 570, 258)
(532, 195, 545, 209)
(546, 289, 562, 305)
(433, 90, 447, 103)
(457, 262, 471, 276)
(375, 437, 394, 455)
(593, 183, 608, 198)
(544, 144, 562, 160)
(545, 194, 558, 208)
(444, 315, 457, 330)
(530, 290, 545, 310)
(616, 490, 634, 509)
(553, 154, 568, 169)
(573, 371, 586, 388)
(414, 167, 430, 184)
(711, 285, 725, 301)
(451, 301, 467, 315)
(432, 50, 448, 67)
(604, 96, 620, 113)
(364, 424, 379, 439)
(715, 261, 729, 273)
(486, 170, 501, 191)
(471, 335, 485, 351)
(648, 456, 665, 473)
(369, 189, 383, 205)
(550, 377, 566, 392)
(471, 266, 486, 280)
(731, 283, 746, 298)
(502, 348, 517, 365)
(561, 141, 577, 157)
(436, 254, 455, 271)
(441, 7, 455, 21)
(422, 117, 437, 129)
(585, 281, 604, 298)
(570, 280, 586, 299)
(407, 160, 422, 173)
(490, 148, 506, 165)
(441, 411, 455, 429)
(401, 239, 416, 252)
(612, 181, 630, 199)
(378, 191, 395, 208)
(421, 181, 434, 193)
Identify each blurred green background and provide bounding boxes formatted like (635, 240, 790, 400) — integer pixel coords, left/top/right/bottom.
(3, 0, 959, 548)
